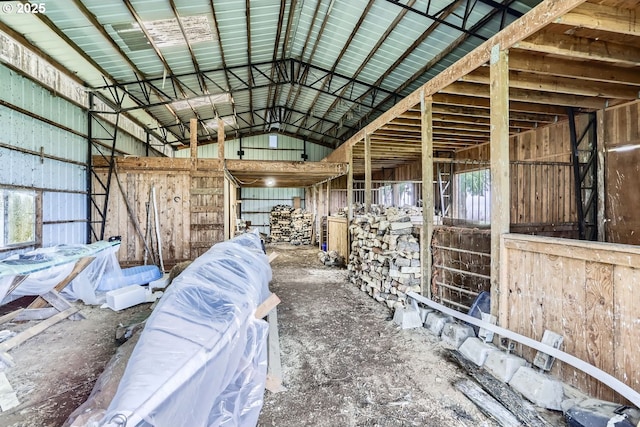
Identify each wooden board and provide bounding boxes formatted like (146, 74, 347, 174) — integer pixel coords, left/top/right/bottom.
(327, 216, 349, 259)
(501, 234, 640, 403)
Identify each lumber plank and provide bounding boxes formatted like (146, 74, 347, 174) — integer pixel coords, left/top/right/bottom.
(266, 308, 286, 393)
(254, 293, 281, 320)
(267, 252, 279, 264)
(455, 379, 521, 427)
(0, 307, 78, 353)
(0, 309, 24, 326)
(448, 350, 553, 427)
(28, 257, 95, 310)
(0, 372, 19, 411)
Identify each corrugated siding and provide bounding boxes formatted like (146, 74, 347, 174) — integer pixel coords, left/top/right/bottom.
(176, 134, 333, 161)
(1, 62, 87, 249)
(240, 187, 305, 236)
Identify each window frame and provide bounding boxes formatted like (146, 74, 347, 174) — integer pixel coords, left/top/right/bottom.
(0, 187, 42, 252)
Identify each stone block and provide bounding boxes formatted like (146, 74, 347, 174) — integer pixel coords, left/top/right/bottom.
(418, 307, 434, 324)
(424, 312, 453, 336)
(458, 337, 499, 366)
(484, 351, 528, 383)
(508, 366, 564, 411)
(440, 322, 475, 349)
(392, 307, 423, 329)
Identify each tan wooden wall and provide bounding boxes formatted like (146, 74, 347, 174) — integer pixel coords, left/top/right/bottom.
(603, 100, 640, 245)
(500, 234, 640, 403)
(453, 116, 588, 229)
(92, 157, 226, 268)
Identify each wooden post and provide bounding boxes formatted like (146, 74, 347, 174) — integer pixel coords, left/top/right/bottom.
(364, 135, 372, 212)
(190, 118, 198, 160)
(421, 91, 434, 298)
(217, 118, 225, 160)
(596, 109, 606, 242)
(326, 178, 331, 217)
(347, 146, 354, 222)
(490, 45, 510, 319)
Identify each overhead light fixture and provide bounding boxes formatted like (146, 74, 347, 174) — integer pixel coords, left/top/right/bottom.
(265, 178, 276, 187)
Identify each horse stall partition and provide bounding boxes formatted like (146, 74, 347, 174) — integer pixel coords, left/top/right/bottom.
(431, 227, 491, 312)
(500, 234, 640, 403)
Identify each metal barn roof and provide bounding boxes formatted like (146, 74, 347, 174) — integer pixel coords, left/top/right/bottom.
(0, 0, 538, 151)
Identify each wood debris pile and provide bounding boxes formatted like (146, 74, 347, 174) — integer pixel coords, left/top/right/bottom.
(269, 205, 313, 245)
(347, 207, 422, 310)
(317, 250, 345, 267)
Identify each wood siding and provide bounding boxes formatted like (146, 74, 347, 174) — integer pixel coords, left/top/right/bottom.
(500, 234, 640, 403)
(92, 157, 225, 267)
(603, 99, 640, 245)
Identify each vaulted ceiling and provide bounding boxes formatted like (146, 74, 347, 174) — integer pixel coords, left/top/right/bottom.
(0, 0, 540, 150)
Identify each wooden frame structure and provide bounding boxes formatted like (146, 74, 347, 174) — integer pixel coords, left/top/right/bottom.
(320, 0, 640, 403)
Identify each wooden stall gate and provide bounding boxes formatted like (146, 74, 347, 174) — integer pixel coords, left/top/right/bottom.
(500, 234, 640, 403)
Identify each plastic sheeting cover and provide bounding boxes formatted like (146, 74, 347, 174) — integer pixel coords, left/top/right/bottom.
(101, 230, 272, 427)
(0, 241, 121, 305)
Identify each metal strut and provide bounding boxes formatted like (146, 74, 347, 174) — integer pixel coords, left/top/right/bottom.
(567, 108, 598, 241)
(88, 87, 127, 242)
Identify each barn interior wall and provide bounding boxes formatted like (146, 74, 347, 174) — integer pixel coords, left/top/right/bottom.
(92, 157, 225, 268)
(602, 99, 640, 245)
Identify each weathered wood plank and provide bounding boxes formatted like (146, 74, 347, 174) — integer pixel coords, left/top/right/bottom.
(455, 379, 521, 427)
(490, 45, 510, 318)
(0, 307, 78, 353)
(449, 350, 553, 427)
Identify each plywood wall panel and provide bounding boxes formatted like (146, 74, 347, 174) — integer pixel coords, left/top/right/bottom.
(502, 234, 640, 404)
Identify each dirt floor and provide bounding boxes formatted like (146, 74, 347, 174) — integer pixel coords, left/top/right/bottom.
(0, 244, 554, 426)
(258, 245, 493, 427)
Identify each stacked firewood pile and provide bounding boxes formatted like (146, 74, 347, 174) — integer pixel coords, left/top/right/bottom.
(347, 207, 422, 310)
(290, 209, 314, 245)
(269, 205, 314, 245)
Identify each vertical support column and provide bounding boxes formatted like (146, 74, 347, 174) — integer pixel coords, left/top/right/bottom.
(421, 91, 434, 298)
(596, 109, 606, 242)
(364, 135, 372, 212)
(190, 118, 198, 161)
(217, 118, 225, 160)
(490, 45, 510, 319)
(326, 178, 331, 217)
(87, 92, 94, 244)
(348, 146, 354, 223)
(318, 183, 324, 249)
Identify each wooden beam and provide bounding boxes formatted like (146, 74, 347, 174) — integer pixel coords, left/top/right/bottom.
(348, 146, 353, 222)
(515, 30, 640, 66)
(190, 118, 198, 160)
(225, 159, 347, 175)
(0, 307, 78, 353)
(596, 109, 606, 242)
(217, 118, 225, 160)
(508, 50, 640, 86)
(462, 67, 639, 99)
(28, 257, 95, 309)
(490, 45, 510, 319)
(364, 133, 372, 212)
(557, 2, 640, 36)
(421, 92, 434, 298)
(442, 81, 607, 109)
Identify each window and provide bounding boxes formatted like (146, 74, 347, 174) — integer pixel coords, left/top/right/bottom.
(454, 169, 491, 224)
(0, 189, 37, 248)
